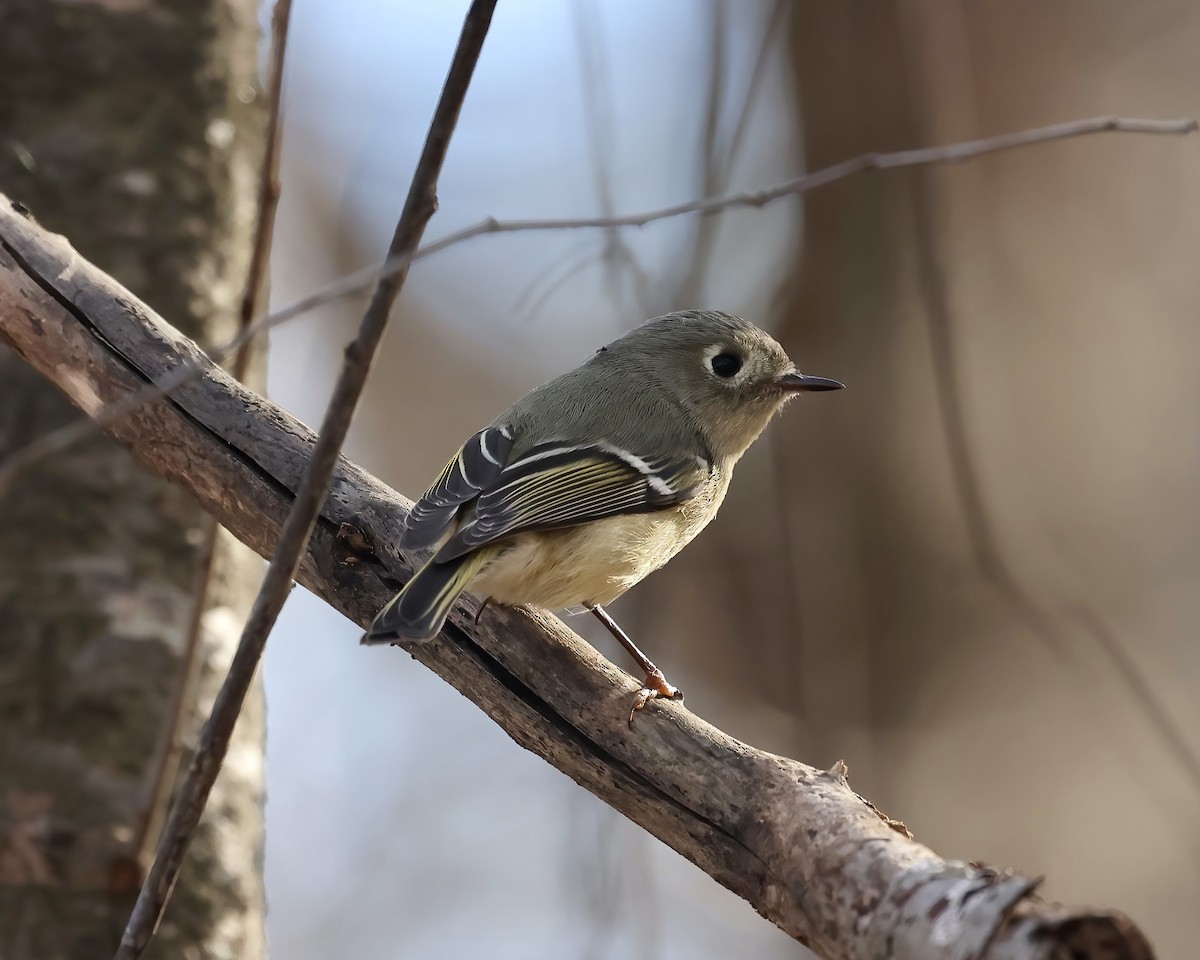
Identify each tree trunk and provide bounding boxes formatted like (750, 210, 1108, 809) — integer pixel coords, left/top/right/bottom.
(0, 3, 266, 958)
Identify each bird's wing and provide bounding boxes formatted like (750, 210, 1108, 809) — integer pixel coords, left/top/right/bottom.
(431, 440, 710, 561)
(401, 425, 516, 551)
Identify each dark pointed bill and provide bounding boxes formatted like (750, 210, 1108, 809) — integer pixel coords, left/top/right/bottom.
(775, 372, 845, 392)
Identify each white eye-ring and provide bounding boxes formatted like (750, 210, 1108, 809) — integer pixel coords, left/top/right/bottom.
(704, 344, 745, 380)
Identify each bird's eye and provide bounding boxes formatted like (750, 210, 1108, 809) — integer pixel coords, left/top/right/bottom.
(710, 353, 742, 378)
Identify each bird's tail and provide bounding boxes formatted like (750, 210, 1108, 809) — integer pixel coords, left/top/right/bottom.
(361, 551, 488, 644)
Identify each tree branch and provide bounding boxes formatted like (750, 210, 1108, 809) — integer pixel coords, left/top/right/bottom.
(0, 195, 1157, 960)
(110, 1, 497, 956)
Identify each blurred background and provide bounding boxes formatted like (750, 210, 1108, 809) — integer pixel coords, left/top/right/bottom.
(261, 2, 1199, 958)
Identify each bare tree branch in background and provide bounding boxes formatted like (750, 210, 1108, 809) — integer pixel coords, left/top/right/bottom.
(906, 137, 1200, 801)
(669, 0, 727, 309)
(112, 2, 498, 956)
(572, 0, 652, 316)
(716, 0, 787, 187)
(509, 235, 606, 318)
(0, 195, 1159, 960)
(1072, 603, 1200, 796)
(237, 0, 292, 353)
(0, 114, 1191, 498)
(664, 0, 793, 306)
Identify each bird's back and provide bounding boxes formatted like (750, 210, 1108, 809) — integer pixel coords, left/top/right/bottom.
(496, 353, 711, 462)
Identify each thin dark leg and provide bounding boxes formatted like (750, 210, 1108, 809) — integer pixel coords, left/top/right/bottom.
(589, 604, 659, 674)
(589, 604, 683, 724)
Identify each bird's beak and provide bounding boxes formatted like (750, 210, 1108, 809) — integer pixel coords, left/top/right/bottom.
(775, 371, 845, 392)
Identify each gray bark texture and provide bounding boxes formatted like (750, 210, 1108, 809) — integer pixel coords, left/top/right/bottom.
(0, 198, 1157, 960)
(0, 3, 266, 959)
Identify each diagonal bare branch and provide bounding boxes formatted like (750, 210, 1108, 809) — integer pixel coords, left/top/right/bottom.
(0, 192, 1159, 960)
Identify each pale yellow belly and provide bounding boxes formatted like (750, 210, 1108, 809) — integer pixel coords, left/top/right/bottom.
(469, 479, 725, 611)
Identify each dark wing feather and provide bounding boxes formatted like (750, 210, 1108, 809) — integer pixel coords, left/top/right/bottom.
(401, 425, 515, 550)
(432, 441, 709, 561)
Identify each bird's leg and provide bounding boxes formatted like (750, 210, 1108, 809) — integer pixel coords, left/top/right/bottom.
(588, 604, 683, 724)
(474, 596, 494, 625)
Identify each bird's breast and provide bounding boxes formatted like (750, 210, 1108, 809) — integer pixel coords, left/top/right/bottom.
(472, 470, 728, 610)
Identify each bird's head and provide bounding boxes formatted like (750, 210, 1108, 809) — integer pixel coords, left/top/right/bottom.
(600, 309, 843, 462)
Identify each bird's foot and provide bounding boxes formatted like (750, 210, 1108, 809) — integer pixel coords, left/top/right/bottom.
(628, 667, 683, 726)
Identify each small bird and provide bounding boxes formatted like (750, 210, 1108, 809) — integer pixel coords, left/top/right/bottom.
(362, 309, 842, 721)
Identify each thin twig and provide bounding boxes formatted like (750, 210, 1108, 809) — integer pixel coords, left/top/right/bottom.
(671, 0, 726, 308)
(449, 116, 1197, 231)
(571, 0, 652, 316)
(508, 235, 602, 318)
(717, 0, 786, 185)
(128, 0, 293, 878)
(677, 0, 788, 305)
(1074, 604, 1200, 793)
(0, 114, 1193, 495)
(112, 2, 498, 956)
(236, 0, 290, 370)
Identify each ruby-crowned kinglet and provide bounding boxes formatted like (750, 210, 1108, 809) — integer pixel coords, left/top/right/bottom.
(362, 309, 842, 721)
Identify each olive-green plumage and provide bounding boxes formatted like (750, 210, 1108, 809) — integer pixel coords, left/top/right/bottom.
(363, 309, 841, 645)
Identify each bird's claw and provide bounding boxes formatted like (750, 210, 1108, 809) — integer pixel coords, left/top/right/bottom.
(627, 669, 683, 726)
